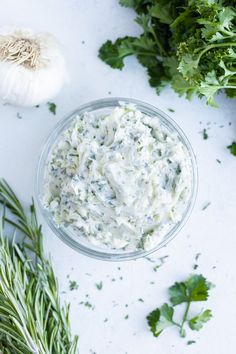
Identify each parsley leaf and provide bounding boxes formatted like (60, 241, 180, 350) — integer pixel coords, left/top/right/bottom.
(227, 141, 236, 156)
(147, 303, 175, 337)
(189, 309, 212, 331)
(169, 274, 212, 306)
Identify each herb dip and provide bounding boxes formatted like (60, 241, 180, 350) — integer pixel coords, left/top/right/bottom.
(43, 104, 193, 251)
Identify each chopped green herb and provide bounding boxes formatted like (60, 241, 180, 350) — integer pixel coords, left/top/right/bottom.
(147, 274, 213, 339)
(153, 255, 169, 271)
(47, 102, 57, 115)
(195, 253, 201, 261)
(124, 314, 129, 320)
(84, 301, 93, 309)
(95, 281, 103, 290)
(216, 159, 221, 164)
(202, 202, 211, 211)
(203, 129, 208, 140)
(16, 112, 22, 119)
(35, 104, 40, 108)
(168, 108, 175, 113)
(138, 298, 144, 303)
(227, 142, 236, 156)
(187, 340, 196, 345)
(69, 280, 79, 291)
(193, 264, 198, 270)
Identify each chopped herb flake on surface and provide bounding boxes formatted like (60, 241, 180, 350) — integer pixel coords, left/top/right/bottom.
(95, 281, 103, 290)
(227, 142, 236, 156)
(69, 280, 79, 291)
(202, 202, 211, 211)
(203, 129, 208, 140)
(187, 340, 196, 345)
(47, 101, 57, 115)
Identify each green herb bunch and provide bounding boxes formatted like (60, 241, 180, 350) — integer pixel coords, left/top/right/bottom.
(147, 274, 213, 339)
(0, 180, 78, 354)
(99, 0, 236, 106)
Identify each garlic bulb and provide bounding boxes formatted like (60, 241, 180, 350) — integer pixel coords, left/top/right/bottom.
(0, 27, 66, 107)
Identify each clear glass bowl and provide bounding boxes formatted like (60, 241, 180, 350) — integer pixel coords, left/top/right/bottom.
(36, 98, 198, 261)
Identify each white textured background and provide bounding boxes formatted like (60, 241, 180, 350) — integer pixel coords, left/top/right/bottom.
(0, 1, 236, 353)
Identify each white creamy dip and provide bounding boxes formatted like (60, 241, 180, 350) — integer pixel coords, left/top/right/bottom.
(43, 104, 193, 251)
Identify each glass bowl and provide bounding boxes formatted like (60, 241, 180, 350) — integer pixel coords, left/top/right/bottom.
(36, 97, 198, 261)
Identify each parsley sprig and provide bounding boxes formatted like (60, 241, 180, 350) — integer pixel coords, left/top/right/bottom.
(147, 274, 213, 339)
(99, 0, 236, 106)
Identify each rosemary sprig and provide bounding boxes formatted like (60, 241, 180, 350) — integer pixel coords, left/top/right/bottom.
(0, 179, 78, 354)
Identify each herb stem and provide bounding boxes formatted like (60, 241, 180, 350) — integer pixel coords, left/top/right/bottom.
(180, 301, 191, 337)
(149, 27, 166, 56)
(197, 43, 236, 62)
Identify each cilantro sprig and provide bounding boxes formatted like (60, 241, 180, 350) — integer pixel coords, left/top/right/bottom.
(147, 274, 213, 339)
(99, 0, 236, 106)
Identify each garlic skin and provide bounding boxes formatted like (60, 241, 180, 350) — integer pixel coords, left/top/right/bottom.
(0, 27, 66, 107)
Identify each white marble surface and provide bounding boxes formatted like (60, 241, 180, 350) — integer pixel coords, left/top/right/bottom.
(0, 1, 236, 353)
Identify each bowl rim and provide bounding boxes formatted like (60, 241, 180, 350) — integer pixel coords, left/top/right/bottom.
(35, 97, 198, 261)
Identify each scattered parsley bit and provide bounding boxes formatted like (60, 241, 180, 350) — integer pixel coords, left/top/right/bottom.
(104, 318, 109, 322)
(216, 159, 221, 164)
(227, 142, 236, 156)
(193, 264, 198, 270)
(202, 202, 211, 211)
(145, 257, 155, 263)
(84, 301, 93, 309)
(147, 274, 213, 339)
(202, 128, 208, 140)
(195, 253, 201, 261)
(153, 255, 169, 271)
(124, 314, 129, 320)
(47, 102, 57, 115)
(16, 112, 22, 119)
(168, 108, 175, 113)
(138, 298, 144, 303)
(95, 281, 103, 290)
(187, 340, 196, 345)
(69, 280, 78, 291)
(35, 104, 40, 108)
